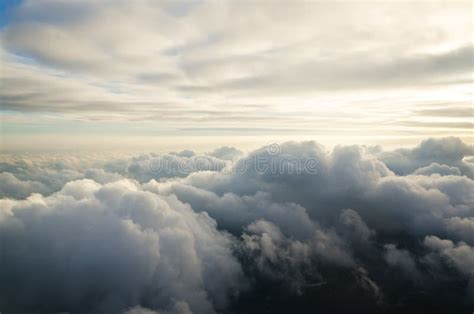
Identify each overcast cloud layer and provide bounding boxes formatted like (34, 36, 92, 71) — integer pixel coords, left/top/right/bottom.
(0, 0, 473, 150)
(1, 137, 473, 313)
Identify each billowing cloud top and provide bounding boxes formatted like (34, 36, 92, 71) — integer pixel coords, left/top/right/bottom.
(0, 137, 473, 313)
(0, 0, 472, 151)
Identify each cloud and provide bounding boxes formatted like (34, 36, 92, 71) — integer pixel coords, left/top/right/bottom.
(423, 236, 474, 296)
(204, 45, 474, 95)
(0, 149, 236, 199)
(384, 244, 420, 279)
(413, 162, 462, 176)
(124, 302, 192, 314)
(338, 208, 374, 245)
(415, 106, 474, 118)
(0, 172, 49, 199)
(142, 137, 473, 311)
(0, 179, 244, 313)
(0, 0, 472, 310)
(105, 152, 230, 183)
(207, 146, 243, 160)
(377, 137, 474, 178)
(1, 137, 473, 313)
(445, 217, 474, 245)
(0, 0, 472, 143)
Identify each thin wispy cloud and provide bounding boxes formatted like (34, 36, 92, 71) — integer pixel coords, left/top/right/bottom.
(0, 0, 472, 150)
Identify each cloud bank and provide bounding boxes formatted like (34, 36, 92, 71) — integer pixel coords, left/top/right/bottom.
(1, 137, 473, 313)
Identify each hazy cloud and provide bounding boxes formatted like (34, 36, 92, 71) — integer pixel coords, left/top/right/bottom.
(0, 0, 472, 142)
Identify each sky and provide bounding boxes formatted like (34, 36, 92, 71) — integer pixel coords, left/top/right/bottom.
(0, 0, 473, 152)
(0, 2, 474, 313)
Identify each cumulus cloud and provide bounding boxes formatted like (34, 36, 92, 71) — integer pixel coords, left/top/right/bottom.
(423, 235, 474, 299)
(142, 137, 473, 311)
(0, 137, 473, 313)
(124, 302, 192, 314)
(0, 179, 243, 313)
(445, 217, 474, 245)
(105, 152, 230, 183)
(207, 146, 243, 160)
(384, 244, 420, 279)
(338, 208, 374, 246)
(413, 162, 462, 176)
(0, 149, 236, 199)
(378, 137, 474, 178)
(0, 172, 49, 199)
(424, 236, 474, 276)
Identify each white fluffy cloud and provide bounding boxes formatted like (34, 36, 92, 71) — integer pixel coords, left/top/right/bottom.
(0, 179, 243, 313)
(0, 137, 473, 313)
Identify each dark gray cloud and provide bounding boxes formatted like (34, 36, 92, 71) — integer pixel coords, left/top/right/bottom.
(384, 244, 420, 280)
